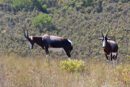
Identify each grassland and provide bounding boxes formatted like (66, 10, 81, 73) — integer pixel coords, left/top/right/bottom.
(0, 54, 130, 87)
(0, 1, 130, 87)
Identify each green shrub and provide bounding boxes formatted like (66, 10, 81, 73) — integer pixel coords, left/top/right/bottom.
(32, 14, 52, 28)
(60, 59, 85, 73)
(42, 4, 47, 10)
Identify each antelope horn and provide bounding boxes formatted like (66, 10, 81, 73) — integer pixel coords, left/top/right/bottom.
(105, 27, 109, 37)
(27, 29, 29, 38)
(101, 28, 104, 37)
(24, 29, 29, 39)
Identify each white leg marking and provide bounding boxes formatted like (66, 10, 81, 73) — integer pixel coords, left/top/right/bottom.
(46, 54, 49, 57)
(69, 56, 72, 60)
(29, 42, 32, 49)
(111, 60, 113, 67)
(116, 59, 117, 65)
(114, 60, 115, 69)
(47, 56, 50, 65)
(46, 54, 50, 65)
(107, 60, 109, 68)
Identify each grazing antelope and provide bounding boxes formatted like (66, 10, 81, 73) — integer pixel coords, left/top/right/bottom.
(98, 28, 118, 68)
(24, 29, 73, 63)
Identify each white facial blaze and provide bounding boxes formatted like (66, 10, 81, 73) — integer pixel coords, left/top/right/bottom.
(103, 37, 106, 47)
(29, 42, 32, 49)
(29, 36, 33, 40)
(31, 37, 33, 40)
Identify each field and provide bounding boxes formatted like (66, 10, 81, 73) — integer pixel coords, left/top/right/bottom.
(0, 54, 130, 87)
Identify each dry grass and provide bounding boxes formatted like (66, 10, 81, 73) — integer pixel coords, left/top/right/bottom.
(0, 54, 130, 87)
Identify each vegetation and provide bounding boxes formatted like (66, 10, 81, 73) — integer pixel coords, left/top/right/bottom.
(0, 0, 130, 58)
(0, 0, 130, 86)
(60, 59, 85, 73)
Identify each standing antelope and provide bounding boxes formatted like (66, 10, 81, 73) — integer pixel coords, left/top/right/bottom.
(98, 28, 118, 68)
(24, 29, 73, 63)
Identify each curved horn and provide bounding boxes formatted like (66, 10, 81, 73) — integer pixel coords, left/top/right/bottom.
(27, 29, 29, 38)
(24, 29, 29, 39)
(105, 27, 109, 37)
(101, 28, 104, 37)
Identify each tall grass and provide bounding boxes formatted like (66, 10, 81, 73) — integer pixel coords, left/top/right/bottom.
(0, 54, 130, 87)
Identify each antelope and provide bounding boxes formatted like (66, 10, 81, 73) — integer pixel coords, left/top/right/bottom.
(24, 29, 73, 63)
(98, 28, 118, 68)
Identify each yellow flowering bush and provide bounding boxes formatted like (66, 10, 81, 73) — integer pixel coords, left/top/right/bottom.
(60, 59, 85, 73)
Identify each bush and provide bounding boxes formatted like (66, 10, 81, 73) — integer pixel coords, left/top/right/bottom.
(42, 4, 47, 10)
(60, 59, 85, 73)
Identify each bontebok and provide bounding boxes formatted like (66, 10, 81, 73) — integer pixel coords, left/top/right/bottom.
(24, 29, 73, 64)
(98, 28, 118, 68)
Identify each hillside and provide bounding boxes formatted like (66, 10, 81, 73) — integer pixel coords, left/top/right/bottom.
(0, 0, 130, 60)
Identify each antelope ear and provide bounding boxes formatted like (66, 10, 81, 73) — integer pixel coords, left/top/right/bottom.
(98, 38, 103, 40)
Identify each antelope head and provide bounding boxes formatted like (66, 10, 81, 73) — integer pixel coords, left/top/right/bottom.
(24, 29, 34, 49)
(98, 27, 110, 48)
